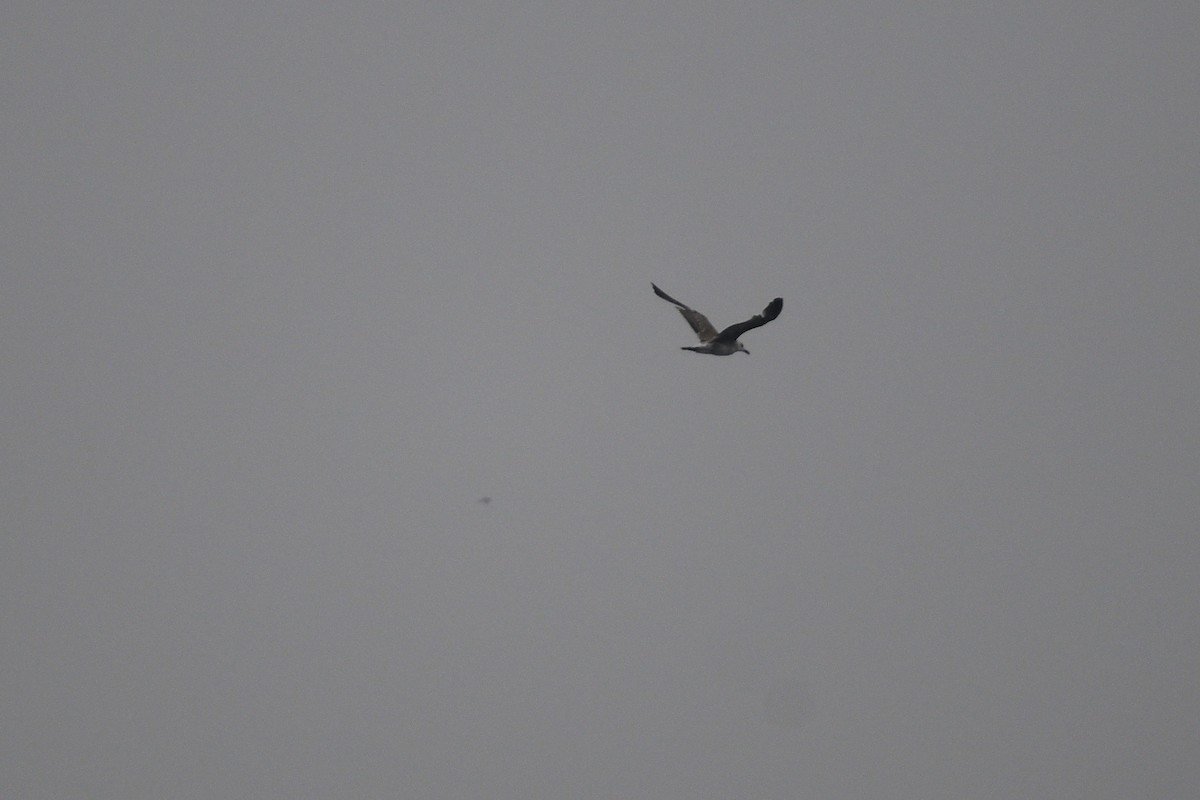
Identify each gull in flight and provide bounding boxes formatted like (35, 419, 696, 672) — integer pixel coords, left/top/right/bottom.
(652, 283, 783, 355)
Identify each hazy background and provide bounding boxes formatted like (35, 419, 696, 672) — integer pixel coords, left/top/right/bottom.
(3, 2, 1197, 798)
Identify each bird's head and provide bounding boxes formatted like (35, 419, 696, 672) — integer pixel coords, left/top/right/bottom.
(737, 343, 749, 355)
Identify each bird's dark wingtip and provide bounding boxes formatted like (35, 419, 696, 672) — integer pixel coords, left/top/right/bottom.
(652, 283, 683, 306)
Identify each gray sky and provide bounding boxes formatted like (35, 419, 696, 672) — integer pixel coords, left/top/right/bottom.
(3, 2, 1198, 798)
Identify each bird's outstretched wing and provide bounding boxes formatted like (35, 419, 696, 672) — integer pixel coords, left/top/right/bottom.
(652, 283, 719, 342)
(716, 297, 783, 342)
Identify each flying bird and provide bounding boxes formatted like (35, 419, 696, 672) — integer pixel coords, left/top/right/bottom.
(652, 283, 782, 355)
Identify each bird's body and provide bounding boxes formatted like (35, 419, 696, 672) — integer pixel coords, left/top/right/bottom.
(652, 283, 782, 355)
(684, 339, 744, 356)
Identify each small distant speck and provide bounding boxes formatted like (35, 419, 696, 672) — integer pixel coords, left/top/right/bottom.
(478, 496, 491, 504)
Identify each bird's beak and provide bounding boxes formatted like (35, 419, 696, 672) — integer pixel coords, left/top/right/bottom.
(740, 349, 750, 355)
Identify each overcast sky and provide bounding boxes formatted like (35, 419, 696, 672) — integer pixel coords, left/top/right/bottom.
(3, 2, 1198, 798)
